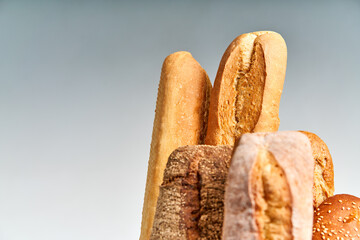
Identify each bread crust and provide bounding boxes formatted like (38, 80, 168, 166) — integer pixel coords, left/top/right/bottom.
(205, 31, 287, 145)
(313, 194, 360, 240)
(299, 131, 334, 207)
(140, 52, 211, 240)
(223, 132, 314, 240)
(150, 145, 232, 240)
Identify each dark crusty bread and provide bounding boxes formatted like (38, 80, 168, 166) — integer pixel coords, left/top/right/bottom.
(313, 194, 360, 240)
(205, 31, 287, 145)
(223, 132, 314, 240)
(300, 131, 334, 207)
(140, 52, 211, 240)
(150, 145, 232, 240)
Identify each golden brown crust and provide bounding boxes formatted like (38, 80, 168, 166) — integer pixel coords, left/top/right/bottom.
(140, 51, 211, 240)
(223, 132, 314, 240)
(299, 131, 334, 207)
(205, 31, 287, 145)
(313, 194, 360, 240)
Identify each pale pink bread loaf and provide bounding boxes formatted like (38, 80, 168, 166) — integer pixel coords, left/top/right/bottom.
(223, 131, 314, 240)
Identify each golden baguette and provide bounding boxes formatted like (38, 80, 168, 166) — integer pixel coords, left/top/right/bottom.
(140, 51, 211, 240)
(205, 31, 287, 145)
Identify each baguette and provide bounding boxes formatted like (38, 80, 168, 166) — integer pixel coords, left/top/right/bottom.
(205, 31, 287, 145)
(140, 51, 211, 240)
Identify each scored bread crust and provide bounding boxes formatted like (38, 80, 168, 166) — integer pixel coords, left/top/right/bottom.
(299, 131, 334, 207)
(205, 31, 287, 145)
(140, 52, 212, 240)
(223, 132, 314, 240)
(150, 145, 232, 240)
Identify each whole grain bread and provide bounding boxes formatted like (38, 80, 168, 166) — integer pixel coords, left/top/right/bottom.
(150, 145, 232, 240)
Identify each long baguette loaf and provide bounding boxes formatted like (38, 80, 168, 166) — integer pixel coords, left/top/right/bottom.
(150, 145, 233, 240)
(205, 31, 287, 145)
(140, 52, 211, 240)
(223, 131, 314, 240)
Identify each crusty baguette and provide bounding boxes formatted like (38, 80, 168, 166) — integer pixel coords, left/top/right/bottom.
(205, 31, 287, 145)
(223, 132, 314, 240)
(150, 145, 232, 240)
(140, 52, 211, 240)
(299, 131, 334, 207)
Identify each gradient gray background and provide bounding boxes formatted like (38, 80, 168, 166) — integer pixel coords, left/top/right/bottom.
(0, 0, 359, 239)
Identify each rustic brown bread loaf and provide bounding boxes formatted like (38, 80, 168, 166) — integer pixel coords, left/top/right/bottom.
(140, 51, 211, 240)
(150, 145, 232, 240)
(300, 131, 334, 207)
(223, 131, 314, 240)
(205, 31, 287, 145)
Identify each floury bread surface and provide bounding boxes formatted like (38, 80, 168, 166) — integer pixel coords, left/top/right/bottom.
(150, 145, 232, 240)
(223, 132, 314, 240)
(205, 31, 287, 145)
(140, 52, 212, 240)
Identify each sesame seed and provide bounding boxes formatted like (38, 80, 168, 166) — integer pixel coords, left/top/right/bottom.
(347, 207, 351, 210)
(328, 210, 332, 213)
(342, 207, 345, 210)
(339, 200, 343, 203)
(352, 202, 356, 205)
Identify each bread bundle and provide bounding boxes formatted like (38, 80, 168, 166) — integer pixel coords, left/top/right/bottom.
(140, 31, 337, 240)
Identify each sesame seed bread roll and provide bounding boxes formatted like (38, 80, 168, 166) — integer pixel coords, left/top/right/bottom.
(205, 31, 287, 145)
(313, 194, 360, 240)
(223, 131, 314, 240)
(300, 131, 334, 207)
(140, 52, 211, 240)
